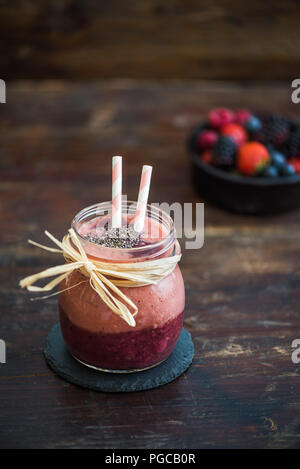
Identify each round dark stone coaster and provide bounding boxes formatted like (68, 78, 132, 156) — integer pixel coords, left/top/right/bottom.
(44, 324, 194, 392)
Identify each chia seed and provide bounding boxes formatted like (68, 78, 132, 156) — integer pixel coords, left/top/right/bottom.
(84, 225, 142, 249)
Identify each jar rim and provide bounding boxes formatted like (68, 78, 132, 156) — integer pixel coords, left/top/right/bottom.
(71, 201, 176, 256)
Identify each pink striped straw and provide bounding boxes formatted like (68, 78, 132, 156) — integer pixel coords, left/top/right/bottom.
(112, 156, 122, 228)
(134, 165, 153, 233)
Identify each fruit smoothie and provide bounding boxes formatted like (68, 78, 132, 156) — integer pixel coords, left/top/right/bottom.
(59, 202, 185, 372)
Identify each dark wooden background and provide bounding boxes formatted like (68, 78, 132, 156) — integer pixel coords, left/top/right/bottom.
(2, 0, 300, 80)
(1, 0, 300, 450)
(0, 80, 300, 448)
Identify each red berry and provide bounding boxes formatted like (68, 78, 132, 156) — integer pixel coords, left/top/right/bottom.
(235, 109, 252, 125)
(196, 130, 218, 150)
(221, 123, 248, 147)
(237, 142, 270, 176)
(201, 149, 213, 164)
(209, 108, 235, 129)
(289, 158, 300, 173)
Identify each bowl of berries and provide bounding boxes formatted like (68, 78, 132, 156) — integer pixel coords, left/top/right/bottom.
(189, 108, 300, 215)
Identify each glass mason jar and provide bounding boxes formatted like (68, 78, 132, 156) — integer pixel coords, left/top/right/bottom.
(59, 201, 185, 373)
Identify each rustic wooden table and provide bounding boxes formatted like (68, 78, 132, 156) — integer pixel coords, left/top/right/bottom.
(1, 81, 300, 449)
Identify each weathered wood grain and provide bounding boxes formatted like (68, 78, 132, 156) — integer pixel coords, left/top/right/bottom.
(0, 81, 300, 448)
(1, 0, 300, 80)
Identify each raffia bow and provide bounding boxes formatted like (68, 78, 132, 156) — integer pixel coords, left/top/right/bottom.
(19, 229, 181, 327)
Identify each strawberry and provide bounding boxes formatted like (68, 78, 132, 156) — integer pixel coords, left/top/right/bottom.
(221, 123, 248, 146)
(237, 142, 270, 176)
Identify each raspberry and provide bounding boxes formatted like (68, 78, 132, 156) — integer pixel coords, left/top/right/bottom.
(209, 108, 235, 129)
(221, 123, 248, 146)
(289, 158, 300, 173)
(212, 136, 236, 168)
(196, 130, 218, 150)
(237, 142, 270, 176)
(235, 109, 252, 125)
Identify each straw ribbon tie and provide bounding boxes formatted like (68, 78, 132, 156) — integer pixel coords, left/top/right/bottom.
(85, 261, 95, 274)
(19, 229, 181, 328)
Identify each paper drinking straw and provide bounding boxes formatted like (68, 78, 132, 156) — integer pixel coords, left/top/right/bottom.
(134, 165, 153, 233)
(112, 156, 122, 228)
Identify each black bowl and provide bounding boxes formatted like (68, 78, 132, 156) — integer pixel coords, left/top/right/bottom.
(188, 123, 300, 215)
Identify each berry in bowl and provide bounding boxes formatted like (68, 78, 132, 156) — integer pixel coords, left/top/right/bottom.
(189, 108, 300, 215)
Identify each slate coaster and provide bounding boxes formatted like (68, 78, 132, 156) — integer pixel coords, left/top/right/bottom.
(44, 324, 194, 392)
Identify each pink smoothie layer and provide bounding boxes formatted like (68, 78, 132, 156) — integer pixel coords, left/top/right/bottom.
(60, 306, 184, 370)
(59, 265, 185, 334)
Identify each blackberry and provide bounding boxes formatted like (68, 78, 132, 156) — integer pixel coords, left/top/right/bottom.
(212, 136, 236, 168)
(286, 127, 300, 157)
(255, 114, 289, 147)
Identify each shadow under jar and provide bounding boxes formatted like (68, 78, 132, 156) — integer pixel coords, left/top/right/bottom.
(59, 201, 185, 373)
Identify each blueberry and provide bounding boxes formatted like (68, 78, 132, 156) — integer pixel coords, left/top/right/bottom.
(271, 150, 286, 169)
(261, 165, 279, 177)
(281, 164, 296, 176)
(245, 116, 262, 133)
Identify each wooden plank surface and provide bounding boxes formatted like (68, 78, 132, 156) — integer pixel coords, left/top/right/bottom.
(1, 80, 300, 448)
(2, 0, 300, 80)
